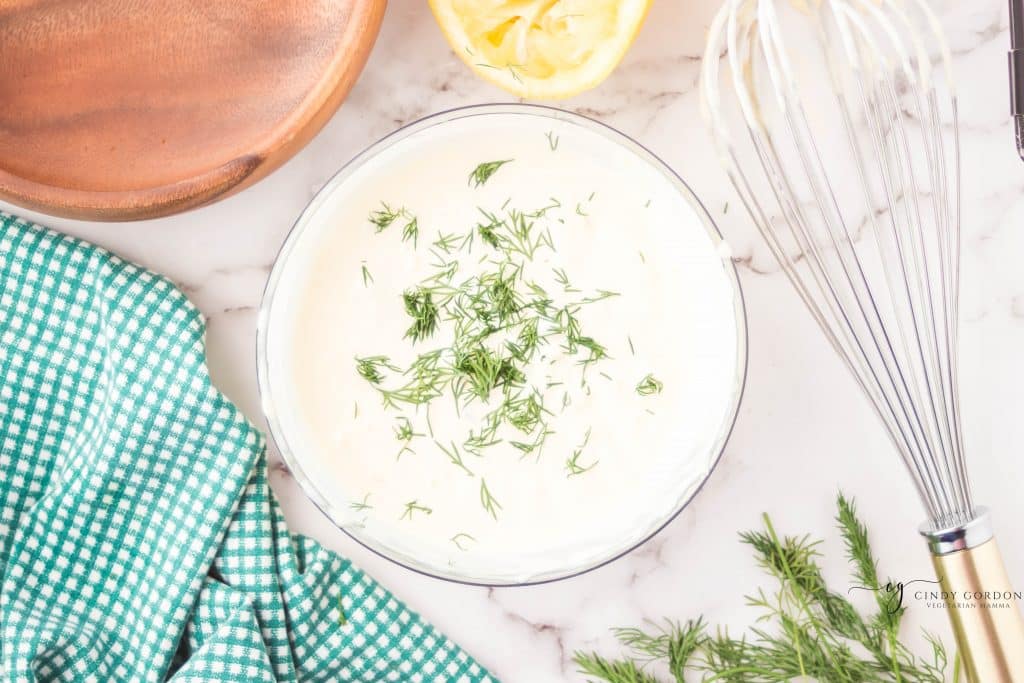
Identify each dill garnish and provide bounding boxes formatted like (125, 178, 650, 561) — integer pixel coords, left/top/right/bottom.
(355, 356, 398, 384)
(355, 178, 655, 523)
(436, 440, 475, 477)
(450, 532, 477, 551)
(468, 159, 514, 188)
(636, 374, 664, 396)
(400, 500, 433, 520)
(546, 131, 560, 151)
(479, 479, 502, 520)
(402, 216, 419, 247)
(338, 594, 347, 626)
(361, 263, 373, 287)
(402, 288, 440, 343)
(369, 202, 404, 232)
(394, 417, 422, 459)
(369, 202, 418, 247)
(349, 494, 373, 512)
(627, 336, 635, 355)
(566, 427, 597, 477)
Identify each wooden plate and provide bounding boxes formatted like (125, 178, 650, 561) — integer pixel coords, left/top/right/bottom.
(0, 0, 386, 221)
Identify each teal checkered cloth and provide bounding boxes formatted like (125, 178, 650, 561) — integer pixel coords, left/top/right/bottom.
(0, 213, 495, 682)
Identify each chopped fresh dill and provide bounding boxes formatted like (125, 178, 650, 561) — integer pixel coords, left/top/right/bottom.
(353, 402, 359, 418)
(436, 440, 475, 477)
(510, 425, 553, 459)
(545, 131, 560, 151)
(433, 231, 461, 254)
(450, 532, 477, 551)
(354, 189, 655, 522)
(402, 288, 440, 343)
(636, 373, 664, 396)
(369, 202, 404, 233)
(402, 216, 419, 247)
(723, 201, 729, 214)
(400, 500, 432, 520)
(361, 262, 373, 287)
(575, 203, 589, 217)
(369, 203, 418, 244)
(338, 594, 347, 626)
(565, 428, 597, 476)
(468, 159, 513, 188)
(579, 290, 620, 304)
(394, 416, 422, 459)
(552, 267, 581, 293)
(349, 493, 373, 512)
(355, 355, 398, 384)
(627, 336, 635, 355)
(479, 479, 502, 520)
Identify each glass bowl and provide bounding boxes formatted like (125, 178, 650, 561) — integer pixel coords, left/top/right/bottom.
(256, 103, 748, 586)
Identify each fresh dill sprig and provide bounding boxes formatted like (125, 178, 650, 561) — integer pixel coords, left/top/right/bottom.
(573, 494, 955, 683)
(545, 131, 560, 151)
(361, 262, 373, 287)
(450, 532, 477, 551)
(635, 374, 664, 396)
(400, 500, 433, 520)
(468, 159, 513, 188)
(479, 478, 502, 520)
(627, 336, 636, 356)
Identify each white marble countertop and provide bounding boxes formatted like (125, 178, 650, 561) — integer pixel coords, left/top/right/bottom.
(3, 1, 1022, 680)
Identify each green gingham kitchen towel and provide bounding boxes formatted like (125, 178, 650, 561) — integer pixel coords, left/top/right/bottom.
(0, 213, 495, 682)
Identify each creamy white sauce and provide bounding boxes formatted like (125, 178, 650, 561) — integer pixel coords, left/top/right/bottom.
(262, 111, 744, 584)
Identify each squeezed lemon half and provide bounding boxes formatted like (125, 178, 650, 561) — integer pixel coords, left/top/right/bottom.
(429, 0, 652, 99)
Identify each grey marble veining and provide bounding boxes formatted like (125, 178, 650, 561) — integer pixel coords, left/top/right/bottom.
(3, 1, 1022, 680)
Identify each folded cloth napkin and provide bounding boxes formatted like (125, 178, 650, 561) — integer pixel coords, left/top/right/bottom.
(0, 213, 495, 682)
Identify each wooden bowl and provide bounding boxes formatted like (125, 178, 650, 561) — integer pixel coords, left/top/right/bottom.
(0, 0, 386, 221)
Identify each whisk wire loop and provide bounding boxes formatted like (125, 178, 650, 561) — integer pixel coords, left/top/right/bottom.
(701, 0, 973, 528)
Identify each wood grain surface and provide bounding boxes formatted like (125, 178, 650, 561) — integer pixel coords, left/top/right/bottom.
(0, 0, 386, 220)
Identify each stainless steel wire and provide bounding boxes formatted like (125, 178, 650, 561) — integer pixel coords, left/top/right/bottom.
(700, 0, 973, 529)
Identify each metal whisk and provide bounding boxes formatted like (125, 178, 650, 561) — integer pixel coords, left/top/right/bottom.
(700, 1, 1024, 679)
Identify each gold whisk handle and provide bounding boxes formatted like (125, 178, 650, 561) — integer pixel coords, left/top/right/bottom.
(923, 515, 1024, 682)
